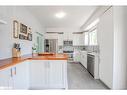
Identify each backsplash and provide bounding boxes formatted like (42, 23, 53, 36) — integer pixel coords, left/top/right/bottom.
(58, 45, 99, 53)
(73, 46, 86, 50)
(84, 45, 99, 53)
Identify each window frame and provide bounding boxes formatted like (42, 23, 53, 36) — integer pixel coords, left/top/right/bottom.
(84, 25, 98, 46)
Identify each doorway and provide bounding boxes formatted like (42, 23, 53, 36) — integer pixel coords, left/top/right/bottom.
(36, 32, 44, 53)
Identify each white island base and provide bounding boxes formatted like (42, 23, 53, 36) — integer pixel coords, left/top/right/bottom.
(29, 60, 68, 90)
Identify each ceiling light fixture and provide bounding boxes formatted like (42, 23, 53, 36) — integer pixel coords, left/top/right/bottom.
(55, 12, 66, 19)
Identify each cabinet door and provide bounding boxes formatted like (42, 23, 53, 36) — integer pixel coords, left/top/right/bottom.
(29, 60, 47, 89)
(83, 54, 87, 69)
(0, 67, 12, 90)
(48, 60, 65, 88)
(58, 34, 63, 46)
(81, 52, 87, 69)
(73, 34, 84, 45)
(13, 61, 29, 89)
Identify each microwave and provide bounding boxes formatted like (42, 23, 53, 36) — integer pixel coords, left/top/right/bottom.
(63, 40, 73, 46)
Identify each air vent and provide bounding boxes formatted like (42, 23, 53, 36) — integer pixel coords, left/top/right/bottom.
(46, 32, 64, 34)
(58, 32, 64, 34)
(73, 32, 83, 34)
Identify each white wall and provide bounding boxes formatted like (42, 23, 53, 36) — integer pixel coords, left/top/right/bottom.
(113, 6, 127, 89)
(97, 7, 114, 89)
(46, 27, 80, 33)
(0, 6, 45, 59)
(80, 6, 110, 31)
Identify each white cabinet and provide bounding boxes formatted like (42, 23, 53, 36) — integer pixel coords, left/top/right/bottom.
(74, 50, 87, 68)
(80, 51, 87, 69)
(48, 60, 65, 88)
(0, 61, 29, 90)
(45, 32, 85, 46)
(0, 60, 67, 90)
(29, 60, 47, 89)
(29, 60, 67, 89)
(58, 34, 63, 46)
(0, 67, 12, 90)
(13, 61, 29, 89)
(73, 34, 84, 46)
(63, 32, 73, 40)
(45, 33, 58, 39)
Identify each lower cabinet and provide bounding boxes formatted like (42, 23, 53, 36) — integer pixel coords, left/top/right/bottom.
(0, 60, 67, 90)
(13, 61, 29, 89)
(48, 60, 65, 88)
(80, 52, 87, 69)
(29, 60, 67, 89)
(0, 67, 12, 90)
(74, 50, 87, 69)
(29, 60, 47, 89)
(0, 61, 29, 90)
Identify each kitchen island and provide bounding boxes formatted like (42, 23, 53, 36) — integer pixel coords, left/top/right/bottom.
(0, 53, 68, 90)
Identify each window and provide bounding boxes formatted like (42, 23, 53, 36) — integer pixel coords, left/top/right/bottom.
(84, 29, 98, 46)
(89, 29, 97, 45)
(84, 32, 89, 45)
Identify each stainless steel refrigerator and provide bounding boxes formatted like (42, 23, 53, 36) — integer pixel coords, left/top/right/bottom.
(44, 39, 58, 53)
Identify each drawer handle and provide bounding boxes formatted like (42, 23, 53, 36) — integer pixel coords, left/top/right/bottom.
(10, 68, 13, 77)
(14, 67, 16, 75)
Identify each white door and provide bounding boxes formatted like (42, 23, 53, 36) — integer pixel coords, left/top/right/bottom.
(48, 60, 64, 88)
(29, 60, 47, 89)
(13, 61, 29, 89)
(97, 7, 113, 88)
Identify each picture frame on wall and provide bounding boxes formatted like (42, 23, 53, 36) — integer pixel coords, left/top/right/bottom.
(13, 20, 19, 38)
(20, 23, 27, 34)
(27, 33, 32, 41)
(19, 34, 28, 40)
(28, 27, 31, 33)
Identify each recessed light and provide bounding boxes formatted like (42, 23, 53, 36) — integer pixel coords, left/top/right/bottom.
(55, 12, 66, 19)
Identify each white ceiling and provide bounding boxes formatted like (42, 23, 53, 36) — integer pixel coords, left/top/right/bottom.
(26, 6, 98, 29)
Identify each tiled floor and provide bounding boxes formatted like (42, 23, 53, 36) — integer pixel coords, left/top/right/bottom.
(67, 62, 108, 89)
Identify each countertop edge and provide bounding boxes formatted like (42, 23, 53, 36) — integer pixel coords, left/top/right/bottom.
(0, 53, 68, 70)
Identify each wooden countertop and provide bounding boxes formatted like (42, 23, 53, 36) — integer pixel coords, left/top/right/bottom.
(0, 53, 68, 70)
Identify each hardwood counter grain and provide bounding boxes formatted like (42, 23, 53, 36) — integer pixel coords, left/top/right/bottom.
(0, 53, 68, 70)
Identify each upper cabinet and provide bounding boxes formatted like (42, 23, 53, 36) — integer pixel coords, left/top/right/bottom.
(63, 32, 73, 40)
(73, 33, 84, 46)
(45, 32, 85, 46)
(45, 33, 58, 39)
(58, 34, 64, 46)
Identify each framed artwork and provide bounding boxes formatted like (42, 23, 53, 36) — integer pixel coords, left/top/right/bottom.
(28, 27, 31, 33)
(13, 20, 19, 38)
(20, 23, 27, 34)
(27, 33, 32, 41)
(19, 34, 27, 40)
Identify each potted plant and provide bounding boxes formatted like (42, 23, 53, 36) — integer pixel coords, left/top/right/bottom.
(32, 44, 37, 54)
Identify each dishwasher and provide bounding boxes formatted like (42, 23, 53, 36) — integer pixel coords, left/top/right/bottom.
(87, 54, 95, 77)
